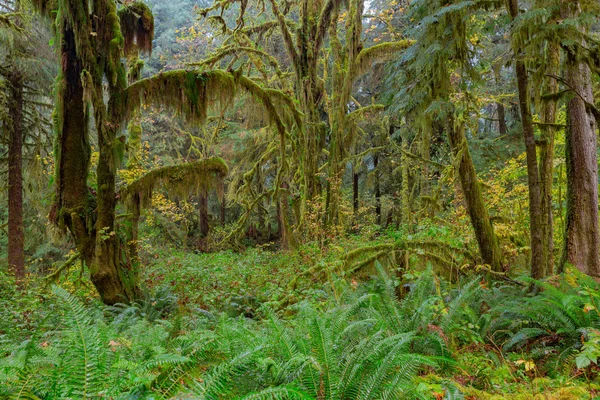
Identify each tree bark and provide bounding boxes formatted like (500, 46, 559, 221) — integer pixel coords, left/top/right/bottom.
(497, 103, 507, 136)
(56, 28, 139, 305)
(56, 27, 95, 266)
(447, 119, 503, 271)
(560, 57, 600, 277)
(220, 194, 226, 226)
(508, 0, 544, 278)
(353, 169, 359, 215)
(420, 116, 432, 196)
(493, 64, 508, 136)
(374, 152, 381, 225)
(198, 190, 210, 237)
(7, 71, 25, 281)
(539, 43, 559, 276)
(401, 133, 410, 226)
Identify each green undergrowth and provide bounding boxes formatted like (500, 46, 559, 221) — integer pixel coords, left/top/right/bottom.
(1, 234, 600, 399)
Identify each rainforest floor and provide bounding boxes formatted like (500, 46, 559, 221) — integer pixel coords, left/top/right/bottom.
(2, 231, 600, 399)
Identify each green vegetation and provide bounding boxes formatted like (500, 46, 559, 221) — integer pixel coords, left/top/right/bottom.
(2, 242, 600, 398)
(2, 0, 600, 398)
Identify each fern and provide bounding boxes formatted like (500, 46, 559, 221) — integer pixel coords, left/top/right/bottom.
(51, 286, 108, 398)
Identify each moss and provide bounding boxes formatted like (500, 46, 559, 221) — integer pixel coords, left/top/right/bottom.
(127, 57, 145, 83)
(120, 157, 229, 210)
(125, 70, 237, 125)
(118, 1, 154, 56)
(126, 116, 142, 169)
(354, 40, 414, 78)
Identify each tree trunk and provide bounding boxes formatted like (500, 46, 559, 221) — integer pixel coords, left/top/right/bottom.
(420, 116, 432, 196)
(7, 71, 25, 281)
(508, 0, 544, 278)
(199, 190, 210, 237)
(560, 57, 600, 277)
(353, 169, 359, 215)
(277, 180, 295, 249)
(220, 194, 226, 226)
(497, 103, 507, 136)
(56, 27, 95, 267)
(401, 134, 410, 226)
(493, 64, 508, 136)
(374, 152, 381, 225)
(539, 43, 559, 276)
(56, 28, 139, 305)
(447, 119, 503, 271)
(94, 119, 140, 304)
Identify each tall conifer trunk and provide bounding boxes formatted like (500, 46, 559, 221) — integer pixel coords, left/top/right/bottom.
(373, 152, 381, 225)
(539, 43, 559, 275)
(560, 58, 600, 277)
(559, 0, 599, 277)
(353, 169, 359, 216)
(508, 0, 544, 278)
(7, 71, 25, 280)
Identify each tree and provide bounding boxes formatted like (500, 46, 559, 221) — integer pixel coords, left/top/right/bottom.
(35, 0, 296, 304)
(385, 0, 503, 271)
(198, 0, 410, 233)
(507, 0, 544, 278)
(0, 0, 53, 282)
(556, 0, 600, 277)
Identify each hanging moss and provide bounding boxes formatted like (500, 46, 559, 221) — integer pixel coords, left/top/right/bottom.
(354, 40, 414, 78)
(120, 157, 229, 210)
(127, 57, 145, 83)
(118, 1, 154, 56)
(125, 70, 237, 125)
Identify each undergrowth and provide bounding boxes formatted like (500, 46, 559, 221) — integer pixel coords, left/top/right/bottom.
(1, 240, 600, 399)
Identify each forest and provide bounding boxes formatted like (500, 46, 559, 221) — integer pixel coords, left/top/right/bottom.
(1, 0, 600, 398)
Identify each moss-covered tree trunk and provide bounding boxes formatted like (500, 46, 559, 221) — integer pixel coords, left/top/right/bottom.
(447, 119, 503, 271)
(373, 152, 381, 225)
(55, 27, 95, 268)
(420, 116, 432, 197)
(353, 168, 359, 216)
(401, 132, 411, 226)
(94, 95, 140, 304)
(508, 0, 544, 278)
(539, 43, 559, 276)
(50, 2, 142, 305)
(7, 70, 25, 281)
(199, 190, 210, 237)
(560, 56, 600, 277)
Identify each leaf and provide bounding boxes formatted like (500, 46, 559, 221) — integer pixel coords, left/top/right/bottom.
(576, 354, 591, 369)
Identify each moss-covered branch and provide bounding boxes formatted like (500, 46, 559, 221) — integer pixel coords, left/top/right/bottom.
(344, 104, 385, 125)
(315, 0, 346, 55)
(120, 157, 229, 209)
(118, 1, 154, 56)
(353, 40, 414, 78)
(124, 70, 237, 124)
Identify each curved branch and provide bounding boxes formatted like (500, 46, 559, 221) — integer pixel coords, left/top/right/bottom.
(120, 158, 229, 209)
(345, 104, 385, 125)
(353, 40, 415, 79)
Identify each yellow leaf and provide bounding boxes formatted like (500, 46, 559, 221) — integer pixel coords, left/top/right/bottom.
(584, 304, 596, 313)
